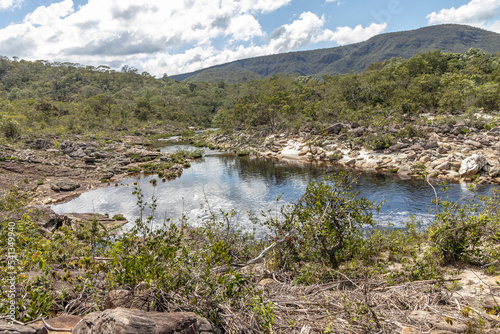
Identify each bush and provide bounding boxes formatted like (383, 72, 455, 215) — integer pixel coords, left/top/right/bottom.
(268, 173, 380, 270)
(428, 191, 500, 264)
(0, 118, 20, 139)
(368, 133, 394, 150)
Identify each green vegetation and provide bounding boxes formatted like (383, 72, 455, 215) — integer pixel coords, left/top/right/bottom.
(1, 178, 499, 332)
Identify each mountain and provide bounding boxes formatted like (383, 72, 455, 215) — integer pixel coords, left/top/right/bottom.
(171, 24, 500, 82)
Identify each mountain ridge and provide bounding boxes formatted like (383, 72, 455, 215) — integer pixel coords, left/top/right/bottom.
(171, 24, 500, 82)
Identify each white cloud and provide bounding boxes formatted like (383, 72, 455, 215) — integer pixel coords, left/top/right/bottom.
(0, 0, 386, 76)
(0, 0, 23, 10)
(321, 22, 387, 45)
(426, 0, 500, 24)
(325, 0, 343, 5)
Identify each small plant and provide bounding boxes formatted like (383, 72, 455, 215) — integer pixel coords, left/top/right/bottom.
(111, 214, 126, 221)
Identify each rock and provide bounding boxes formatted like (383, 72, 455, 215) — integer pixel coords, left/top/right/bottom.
(43, 314, 83, 331)
(397, 165, 412, 176)
(401, 328, 422, 334)
(50, 179, 80, 192)
(344, 158, 356, 167)
(437, 146, 448, 154)
(324, 123, 344, 135)
(29, 206, 72, 233)
(388, 143, 410, 152)
(464, 139, 482, 149)
(0, 321, 36, 334)
(423, 141, 439, 150)
(29, 138, 52, 150)
(72, 307, 219, 334)
(490, 165, 500, 178)
(409, 310, 467, 333)
(483, 296, 500, 310)
(459, 154, 487, 177)
(61, 213, 127, 231)
(405, 150, 417, 159)
(434, 161, 451, 171)
(105, 290, 153, 311)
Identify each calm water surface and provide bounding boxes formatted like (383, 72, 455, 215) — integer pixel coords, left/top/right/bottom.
(52, 143, 498, 233)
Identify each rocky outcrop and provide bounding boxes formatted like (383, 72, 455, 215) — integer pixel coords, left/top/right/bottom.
(72, 308, 219, 334)
(458, 153, 487, 177)
(201, 125, 500, 185)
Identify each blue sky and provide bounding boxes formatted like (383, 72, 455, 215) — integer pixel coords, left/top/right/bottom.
(0, 0, 498, 76)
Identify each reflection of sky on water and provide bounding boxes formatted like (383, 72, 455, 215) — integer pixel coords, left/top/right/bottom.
(52, 144, 498, 234)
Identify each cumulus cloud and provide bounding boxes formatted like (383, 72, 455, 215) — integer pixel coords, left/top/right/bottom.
(325, 22, 387, 45)
(0, 0, 385, 76)
(0, 0, 23, 10)
(426, 0, 500, 24)
(426, 0, 500, 32)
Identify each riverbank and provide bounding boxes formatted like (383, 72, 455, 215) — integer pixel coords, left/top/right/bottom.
(0, 133, 197, 208)
(197, 120, 500, 185)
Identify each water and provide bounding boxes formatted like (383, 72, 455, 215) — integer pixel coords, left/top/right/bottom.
(52, 143, 498, 233)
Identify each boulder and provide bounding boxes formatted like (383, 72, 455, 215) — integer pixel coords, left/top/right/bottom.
(29, 206, 72, 232)
(72, 308, 219, 334)
(50, 179, 80, 192)
(459, 154, 487, 177)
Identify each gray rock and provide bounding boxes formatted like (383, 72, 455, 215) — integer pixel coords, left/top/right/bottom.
(459, 153, 487, 177)
(490, 165, 500, 178)
(105, 290, 152, 311)
(324, 123, 344, 135)
(50, 179, 80, 192)
(434, 161, 451, 171)
(464, 139, 482, 148)
(422, 141, 438, 150)
(72, 307, 219, 334)
(0, 321, 36, 334)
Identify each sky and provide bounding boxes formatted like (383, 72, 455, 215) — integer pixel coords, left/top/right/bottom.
(0, 0, 499, 76)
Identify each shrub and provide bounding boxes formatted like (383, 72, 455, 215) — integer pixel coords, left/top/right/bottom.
(268, 173, 380, 269)
(0, 118, 20, 139)
(368, 133, 394, 150)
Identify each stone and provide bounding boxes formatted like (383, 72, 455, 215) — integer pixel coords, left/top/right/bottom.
(324, 123, 344, 135)
(105, 290, 152, 311)
(50, 179, 80, 192)
(483, 296, 500, 310)
(490, 165, 500, 178)
(401, 328, 422, 334)
(423, 141, 439, 150)
(459, 153, 487, 177)
(43, 314, 83, 331)
(298, 148, 308, 156)
(405, 150, 417, 159)
(464, 140, 482, 149)
(434, 161, 451, 171)
(28, 206, 72, 233)
(0, 321, 36, 334)
(72, 308, 219, 334)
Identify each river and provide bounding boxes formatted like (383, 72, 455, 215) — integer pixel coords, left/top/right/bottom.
(51, 142, 498, 233)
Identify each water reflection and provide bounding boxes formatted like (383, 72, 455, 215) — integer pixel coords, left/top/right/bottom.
(52, 144, 498, 233)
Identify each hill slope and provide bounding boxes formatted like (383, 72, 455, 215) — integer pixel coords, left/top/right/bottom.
(171, 24, 500, 82)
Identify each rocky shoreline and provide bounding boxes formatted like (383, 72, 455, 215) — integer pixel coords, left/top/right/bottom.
(0, 135, 189, 208)
(200, 121, 500, 185)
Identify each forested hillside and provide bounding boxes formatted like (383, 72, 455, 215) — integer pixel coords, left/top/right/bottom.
(172, 24, 500, 83)
(0, 47, 498, 140)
